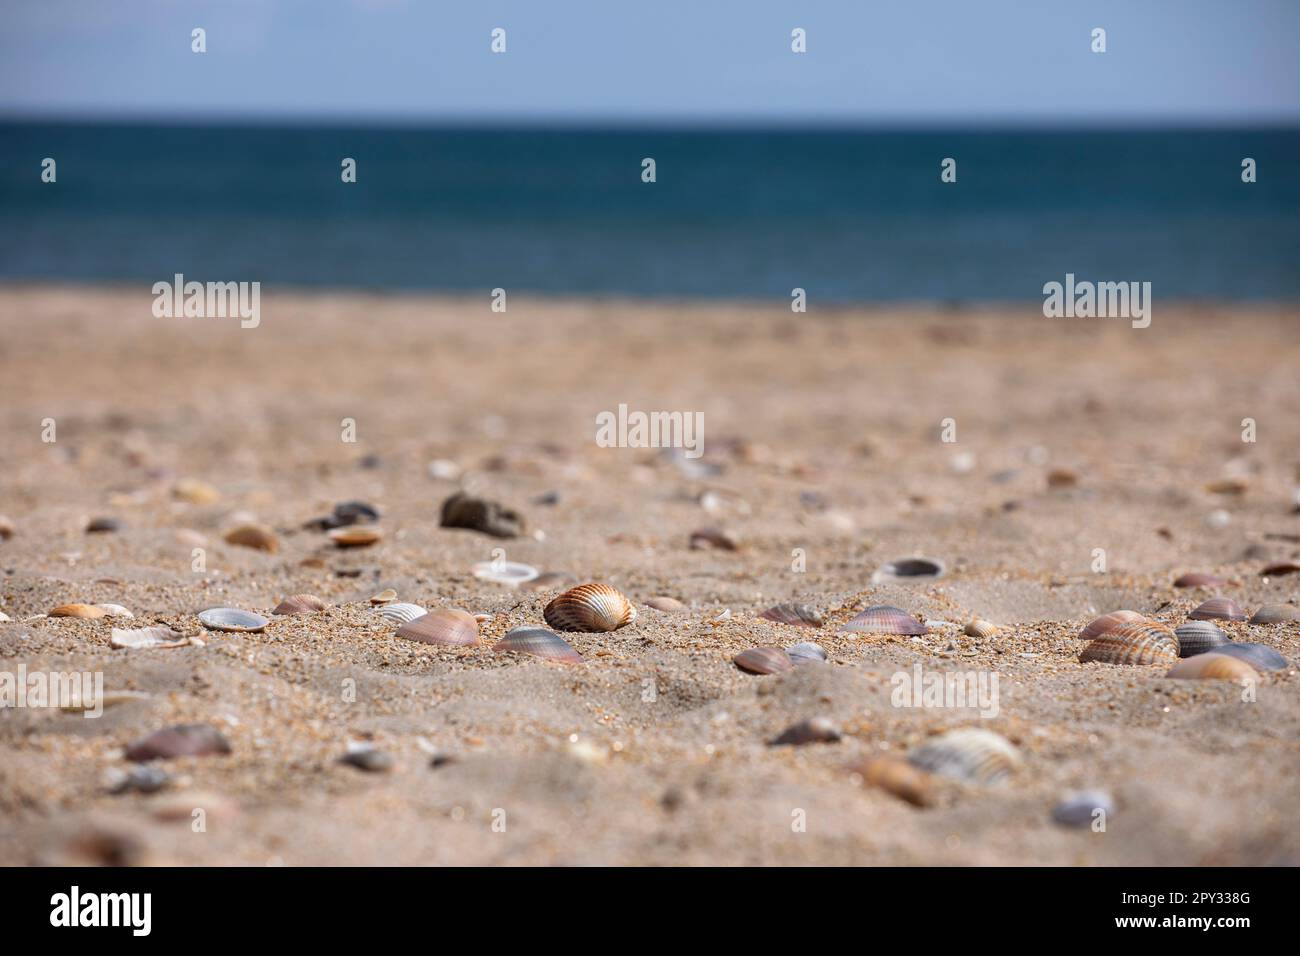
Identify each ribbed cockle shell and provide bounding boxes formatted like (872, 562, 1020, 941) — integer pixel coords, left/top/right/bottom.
(907, 728, 1021, 785)
(733, 647, 794, 675)
(492, 627, 583, 663)
(1174, 621, 1231, 657)
(1079, 621, 1178, 665)
(1166, 653, 1258, 682)
(1188, 597, 1246, 622)
(396, 608, 480, 647)
(844, 605, 928, 636)
(1078, 610, 1146, 641)
(543, 584, 636, 633)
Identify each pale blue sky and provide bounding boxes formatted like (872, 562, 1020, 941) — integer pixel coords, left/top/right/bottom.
(2, 0, 1298, 124)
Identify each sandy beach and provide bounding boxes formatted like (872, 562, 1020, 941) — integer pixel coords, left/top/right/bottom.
(1, 284, 1298, 866)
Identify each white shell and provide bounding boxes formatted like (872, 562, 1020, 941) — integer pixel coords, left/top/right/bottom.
(95, 603, 134, 618)
(197, 607, 268, 632)
(111, 626, 192, 649)
(908, 729, 1021, 784)
(375, 602, 427, 625)
(472, 560, 540, 586)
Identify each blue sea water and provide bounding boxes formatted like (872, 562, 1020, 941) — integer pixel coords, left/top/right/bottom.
(1, 122, 1297, 300)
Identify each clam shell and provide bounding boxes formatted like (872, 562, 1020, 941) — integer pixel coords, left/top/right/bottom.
(1214, 643, 1287, 672)
(964, 619, 999, 638)
(328, 526, 382, 548)
(492, 627, 583, 664)
(369, 589, 397, 605)
(1166, 653, 1259, 681)
(197, 607, 268, 633)
(396, 608, 480, 647)
(375, 602, 427, 625)
(855, 756, 935, 807)
(770, 717, 841, 746)
(50, 603, 107, 619)
(1079, 609, 1146, 641)
(95, 603, 134, 618)
(760, 603, 823, 628)
(472, 560, 540, 587)
(644, 596, 686, 612)
(1249, 603, 1300, 624)
(689, 527, 739, 551)
(907, 728, 1021, 785)
(872, 557, 944, 582)
(1174, 572, 1227, 588)
(273, 593, 327, 615)
(844, 605, 929, 636)
(1189, 597, 1247, 622)
(223, 524, 279, 552)
(126, 724, 231, 762)
(1174, 620, 1231, 657)
(1052, 790, 1115, 828)
(786, 641, 828, 665)
(1079, 621, 1178, 665)
(733, 646, 794, 675)
(543, 584, 636, 633)
(111, 626, 191, 649)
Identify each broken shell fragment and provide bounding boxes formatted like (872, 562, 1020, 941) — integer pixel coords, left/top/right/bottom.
(440, 491, 524, 538)
(786, 641, 828, 665)
(197, 607, 268, 633)
(375, 602, 427, 625)
(543, 583, 636, 633)
(126, 724, 231, 762)
(1189, 597, 1247, 622)
(1052, 790, 1114, 828)
(844, 605, 929, 636)
(689, 528, 738, 551)
(273, 594, 327, 615)
(1205, 477, 1248, 495)
(492, 627, 583, 664)
(223, 524, 279, 552)
(760, 603, 823, 628)
(964, 619, 999, 638)
(0, 515, 13, 539)
(522, 571, 578, 592)
(1079, 621, 1178, 665)
(472, 560, 540, 587)
(733, 646, 794, 675)
(339, 747, 393, 773)
(328, 526, 382, 548)
(95, 604, 134, 618)
(908, 728, 1021, 785)
(50, 603, 107, 619)
(1166, 653, 1259, 681)
(85, 516, 120, 533)
(1214, 643, 1287, 672)
(1174, 621, 1231, 657)
(1079, 610, 1146, 641)
(111, 626, 193, 649)
(1249, 603, 1300, 624)
(770, 717, 841, 746)
(396, 608, 480, 647)
(855, 756, 935, 807)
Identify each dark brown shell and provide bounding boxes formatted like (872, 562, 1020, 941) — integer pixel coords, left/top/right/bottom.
(733, 646, 794, 675)
(844, 605, 928, 636)
(1174, 621, 1231, 657)
(1260, 562, 1300, 577)
(543, 583, 636, 632)
(760, 603, 823, 628)
(1079, 621, 1178, 665)
(1166, 653, 1258, 682)
(492, 627, 583, 663)
(1189, 597, 1247, 622)
(1079, 609, 1146, 641)
(397, 608, 480, 646)
(1173, 572, 1226, 589)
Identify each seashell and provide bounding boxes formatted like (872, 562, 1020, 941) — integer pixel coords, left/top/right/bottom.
(1214, 642, 1287, 672)
(1260, 561, 1300, 577)
(1046, 468, 1078, 489)
(1189, 596, 1247, 621)
(1079, 621, 1178, 665)
(328, 526, 382, 548)
(369, 588, 397, 605)
(106, 765, 171, 795)
(396, 608, 480, 647)
(492, 627, 583, 664)
(964, 619, 999, 638)
(85, 516, 120, 533)
(223, 524, 279, 552)
(1174, 621, 1231, 657)
(306, 500, 381, 531)
(0, 611, 10, 623)
(733, 646, 794, 675)
(173, 478, 220, 505)
(760, 603, 823, 628)
(689, 527, 739, 551)
(908, 728, 1021, 785)
(786, 641, 828, 665)
(1174, 572, 1226, 588)
(855, 756, 935, 807)
(644, 596, 686, 612)
(522, 571, 578, 592)
(273, 593, 327, 615)
(872, 557, 944, 582)
(50, 603, 107, 619)
(197, 607, 268, 632)
(543, 583, 636, 633)
(1249, 603, 1300, 624)
(440, 491, 524, 538)
(843, 605, 929, 636)
(95, 603, 134, 618)
(111, 626, 191, 649)
(60, 689, 151, 713)
(0, 515, 14, 539)
(1052, 790, 1114, 828)
(1205, 477, 1248, 495)
(375, 602, 427, 625)
(1078, 609, 1146, 641)
(1166, 653, 1259, 682)
(339, 747, 393, 773)
(126, 724, 231, 762)
(770, 717, 841, 746)
(472, 560, 540, 587)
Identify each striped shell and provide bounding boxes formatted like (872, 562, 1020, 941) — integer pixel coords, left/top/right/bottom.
(543, 584, 636, 633)
(856, 756, 935, 807)
(273, 593, 327, 615)
(770, 717, 841, 746)
(197, 607, 268, 632)
(397, 608, 480, 647)
(964, 619, 1000, 638)
(786, 641, 828, 665)
(1079, 609, 1146, 641)
(1166, 653, 1259, 682)
(908, 728, 1021, 785)
(844, 605, 929, 636)
(733, 647, 794, 675)
(760, 603, 823, 628)
(1174, 620, 1231, 657)
(1189, 597, 1247, 622)
(1214, 643, 1287, 672)
(1173, 572, 1226, 589)
(1249, 603, 1300, 624)
(375, 602, 427, 625)
(472, 560, 540, 587)
(50, 603, 107, 619)
(1079, 621, 1178, 665)
(492, 627, 583, 664)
